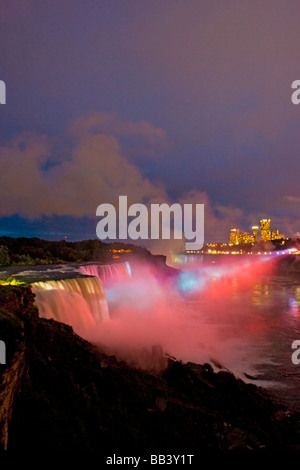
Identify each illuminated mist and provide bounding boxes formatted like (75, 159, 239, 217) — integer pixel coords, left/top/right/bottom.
(32, 254, 284, 378)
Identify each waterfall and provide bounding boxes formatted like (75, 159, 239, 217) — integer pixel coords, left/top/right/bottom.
(32, 277, 109, 336)
(31, 263, 131, 337)
(79, 262, 131, 285)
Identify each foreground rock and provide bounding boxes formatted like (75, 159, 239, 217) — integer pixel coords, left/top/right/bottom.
(0, 286, 300, 452)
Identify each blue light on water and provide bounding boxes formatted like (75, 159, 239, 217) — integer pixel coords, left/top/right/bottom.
(125, 262, 131, 276)
(177, 271, 206, 294)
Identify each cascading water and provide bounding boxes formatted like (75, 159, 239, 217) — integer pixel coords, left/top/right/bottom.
(79, 262, 131, 285)
(31, 263, 132, 338)
(32, 277, 109, 336)
(13, 254, 300, 411)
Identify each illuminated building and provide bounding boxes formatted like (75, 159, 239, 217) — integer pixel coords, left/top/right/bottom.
(229, 228, 239, 245)
(252, 226, 259, 241)
(271, 229, 279, 239)
(260, 219, 271, 241)
(238, 232, 254, 244)
(271, 229, 285, 241)
(228, 218, 286, 246)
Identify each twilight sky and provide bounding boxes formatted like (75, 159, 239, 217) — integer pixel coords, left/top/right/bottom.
(1, 0, 300, 250)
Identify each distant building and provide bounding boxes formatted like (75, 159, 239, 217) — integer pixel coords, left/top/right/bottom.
(260, 219, 271, 241)
(238, 232, 254, 244)
(271, 229, 285, 241)
(229, 228, 239, 245)
(252, 226, 259, 241)
(229, 228, 254, 245)
(229, 218, 285, 246)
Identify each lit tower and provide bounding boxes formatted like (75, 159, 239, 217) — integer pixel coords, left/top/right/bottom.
(252, 226, 259, 241)
(229, 228, 239, 245)
(260, 219, 271, 241)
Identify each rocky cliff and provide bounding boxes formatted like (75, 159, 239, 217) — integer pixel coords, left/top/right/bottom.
(0, 285, 300, 452)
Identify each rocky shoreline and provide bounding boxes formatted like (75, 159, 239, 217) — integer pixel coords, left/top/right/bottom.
(0, 285, 300, 452)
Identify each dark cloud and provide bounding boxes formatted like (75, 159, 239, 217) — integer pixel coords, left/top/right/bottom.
(1, 1, 300, 244)
(0, 113, 248, 247)
(0, 115, 168, 218)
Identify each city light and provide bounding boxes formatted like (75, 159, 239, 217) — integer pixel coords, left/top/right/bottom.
(185, 217, 297, 256)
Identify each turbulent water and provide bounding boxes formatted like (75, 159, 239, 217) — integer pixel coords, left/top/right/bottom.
(2, 257, 300, 411)
(79, 262, 131, 285)
(32, 277, 109, 335)
(187, 269, 300, 411)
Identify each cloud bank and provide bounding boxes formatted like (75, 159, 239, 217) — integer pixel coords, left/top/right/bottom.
(0, 112, 251, 247)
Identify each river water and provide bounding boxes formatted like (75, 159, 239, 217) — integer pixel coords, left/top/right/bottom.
(1, 256, 300, 412)
(171, 255, 300, 412)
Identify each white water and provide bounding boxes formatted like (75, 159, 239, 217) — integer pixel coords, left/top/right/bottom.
(17, 257, 300, 412)
(32, 277, 109, 336)
(79, 262, 131, 285)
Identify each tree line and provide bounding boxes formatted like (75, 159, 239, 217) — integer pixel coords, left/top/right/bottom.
(0, 237, 150, 266)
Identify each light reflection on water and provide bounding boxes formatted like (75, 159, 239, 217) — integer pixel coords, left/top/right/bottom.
(2, 261, 300, 411)
(173, 255, 300, 411)
(206, 274, 300, 411)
